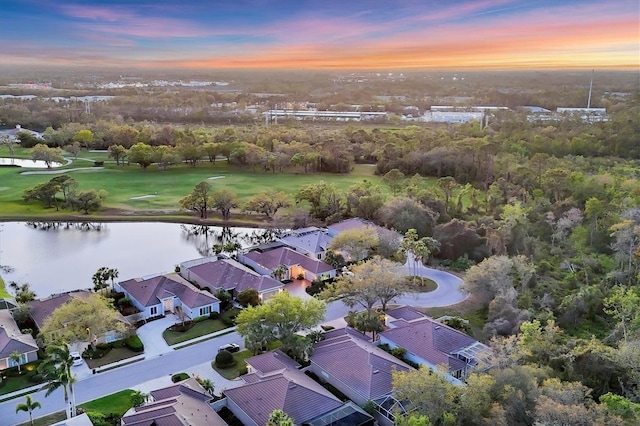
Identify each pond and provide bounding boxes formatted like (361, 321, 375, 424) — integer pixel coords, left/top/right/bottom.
(0, 221, 280, 298)
(0, 157, 63, 168)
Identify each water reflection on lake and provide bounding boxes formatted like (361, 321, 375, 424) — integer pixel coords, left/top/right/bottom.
(0, 221, 281, 298)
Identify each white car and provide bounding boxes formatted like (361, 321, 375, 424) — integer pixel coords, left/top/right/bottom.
(70, 351, 84, 366)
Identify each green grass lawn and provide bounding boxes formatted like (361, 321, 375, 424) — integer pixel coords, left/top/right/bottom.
(212, 350, 254, 380)
(404, 277, 438, 292)
(84, 347, 141, 369)
(0, 362, 43, 397)
(0, 148, 389, 219)
(163, 319, 228, 345)
(0, 275, 11, 298)
(19, 389, 136, 426)
(80, 388, 136, 417)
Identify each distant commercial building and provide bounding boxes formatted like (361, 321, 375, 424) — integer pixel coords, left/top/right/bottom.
(264, 109, 387, 122)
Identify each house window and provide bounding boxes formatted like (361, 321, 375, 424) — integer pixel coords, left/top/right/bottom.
(150, 306, 158, 316)
(8, 353, 27, 367)
(199, 306, 211, 316)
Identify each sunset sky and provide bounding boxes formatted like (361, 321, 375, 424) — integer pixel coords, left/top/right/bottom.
(1, 0, 638, 70)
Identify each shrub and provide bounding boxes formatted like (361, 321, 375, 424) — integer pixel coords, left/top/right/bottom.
(390, 347, 407, 359)
(305, 279, 327, 296)
(171, 372, 190, 383)
(117, 297, 132, 307)
(125, 335, 144, 352)
(237, 289, 260, 307)
(221, 316, 235, 326)
(29, 373, 44, 383)
(193, 316, 208, 323)
(215, 350, 236, 368)
(209, 311, 220, 320)
(297, 273, 305, 280)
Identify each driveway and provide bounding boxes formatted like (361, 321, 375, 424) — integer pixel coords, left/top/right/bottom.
(136, 314, 178, 358)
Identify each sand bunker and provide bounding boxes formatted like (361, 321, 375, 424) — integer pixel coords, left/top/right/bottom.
(0, 187, 9, 191)
(130, 194, 158, 200)
(207, 175, 226, 180)
(20, 167, 104, 175)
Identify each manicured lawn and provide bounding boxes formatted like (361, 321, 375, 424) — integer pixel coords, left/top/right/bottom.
(0, 362, 43, 397)
(0, 148, 390, 219)
(212, 350, 254, 380)
(19, 389, 136, 426)
(420, 294, 487, 339)
(404, 277, 438, 292)
(80, 388, 136, 417)
(213, 341, 282, 380)
(84, 347, 140, 369)
(163, 319, 228, 346)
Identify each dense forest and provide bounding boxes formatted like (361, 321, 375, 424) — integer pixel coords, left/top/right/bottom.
(2, 70, 639, 424)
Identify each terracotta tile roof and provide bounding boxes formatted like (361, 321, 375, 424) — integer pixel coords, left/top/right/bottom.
(245, 247, 334, 274)
(28, 291, 93, 329)
(225, 372, 342, 426)
(186, 259, 283, 294)
(122, 378, 225, 426)
(119, 273, 218, 309)
(380, 317, 477, 372)
(311, 327, 413, 401)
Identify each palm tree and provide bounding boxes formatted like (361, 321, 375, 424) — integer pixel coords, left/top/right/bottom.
(9, 351, 23, 374)
(131, 390, 150, 407)
(195, 376, 215, 397)
(268, 409, 294, 426)
(106, 268, 119, 292)
(15, 394, 41, 426)
(38, 344, 77, 418)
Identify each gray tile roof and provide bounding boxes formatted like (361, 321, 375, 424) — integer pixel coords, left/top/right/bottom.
(245, 247, 334, 274)
(225, 373, 342, 426)
(0, 311, 38, 359)
(279, 228, 332, 255)
(311, 327, 413, 401)
(380, 317, 477, 373)
(187, 259, 283, 294)
(122, 377, 226, 426)
(119, 273, 218, 309)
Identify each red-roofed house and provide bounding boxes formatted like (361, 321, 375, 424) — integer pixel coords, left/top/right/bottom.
(180, 257, 284, 301)
(0, 310, 38, 371)
(116, 273, 220, 321)
(380, 306, 491, 385)
(239, 247, 336, 282)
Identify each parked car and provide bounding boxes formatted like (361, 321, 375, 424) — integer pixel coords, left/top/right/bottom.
(218, 343, 240, 353)
(70, 351, 84, 366)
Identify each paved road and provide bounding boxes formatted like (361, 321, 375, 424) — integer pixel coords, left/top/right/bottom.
(4, 259, 467, 424)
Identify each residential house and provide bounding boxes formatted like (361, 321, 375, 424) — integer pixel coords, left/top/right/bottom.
(180, 257, 284, 301)
(278, 227, 333, 260)
(379, 306, 491, 385)
(239, 247, 336, 282)
(225, 350, 373, 426)
(50, 413, 95, 426)
(121, 377, 227, 426)
(326, 218, 400, 261)
(29, 290, 128, 344)
(309, 327, 414, 425)
(116, 273, 220, 321)
(0, 310, 38, 370)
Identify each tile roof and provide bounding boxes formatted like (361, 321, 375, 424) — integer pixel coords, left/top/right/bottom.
(119, 273, 218, 309)
(122, 377, 226, 426)
(380, 317, 477, 373)
(311, 327, 413, 401)
(186, 259, 283, 294)
(0, 310, 38, 359)
(385, 306, 427, 322)
(28, 290, 93, 329)
(279, 228, 332, 255)
(244, 247, 334, 274)
(246, 349, 301, 375)
(225, 372, 342, 426)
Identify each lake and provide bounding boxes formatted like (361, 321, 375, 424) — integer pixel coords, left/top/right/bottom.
(0, 157, 63, 168)
(0, 221, 278, 298)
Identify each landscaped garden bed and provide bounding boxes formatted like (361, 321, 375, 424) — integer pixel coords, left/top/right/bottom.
(162, 308, 241, 345)
(83, 336, 144, 369)
(0, 361, 44, 396)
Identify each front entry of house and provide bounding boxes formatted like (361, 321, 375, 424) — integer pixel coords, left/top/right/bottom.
(163, 298, 174, 313)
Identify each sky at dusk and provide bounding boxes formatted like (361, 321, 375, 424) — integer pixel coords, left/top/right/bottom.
(1, 0, 638, 70)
